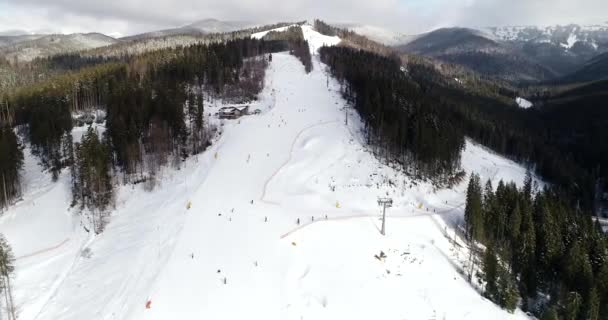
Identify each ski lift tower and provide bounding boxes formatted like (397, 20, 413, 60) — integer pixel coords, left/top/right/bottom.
(377, 197, 393, 236)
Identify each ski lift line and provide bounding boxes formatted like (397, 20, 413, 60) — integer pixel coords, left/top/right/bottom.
(279, 203, 464, 239)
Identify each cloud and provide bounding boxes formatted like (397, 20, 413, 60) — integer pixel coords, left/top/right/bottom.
(0, 0, 606, 37)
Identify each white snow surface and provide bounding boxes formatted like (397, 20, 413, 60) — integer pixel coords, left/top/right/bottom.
(251, 25, 297, 39)
(301, 24, 341, 55)
(1, 37, 535, 319)
(516, 97, 533, 109)
(251, 24, 341, 55)
(561, 33, 579, 48)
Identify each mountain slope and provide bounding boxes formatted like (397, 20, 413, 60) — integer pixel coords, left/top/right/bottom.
(0, 33, 118, 61)
(486, 24, 608, 49)
(0, 27, 535, 320)
(486, 24, 608, 76)
(122, 18, 258, 41)
(332, 23, 414, 46)
(397, 28, 557, 82)
(399, 28, 501, 55)
(560, 51, 608, 82)
(0, 34, 46, 48)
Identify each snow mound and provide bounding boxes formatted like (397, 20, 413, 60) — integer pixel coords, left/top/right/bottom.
(560, 33, 578, 49)
(516, 97, 533, 109)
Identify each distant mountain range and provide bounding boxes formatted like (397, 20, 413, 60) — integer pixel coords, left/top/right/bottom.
(393, 24, 608, 83)
(0, 19, 264, 62)
(1, 19, 608, 83)
(121, 18, 259, 41)
(332, 23, 415, 46)
(0, 33, 118, 62)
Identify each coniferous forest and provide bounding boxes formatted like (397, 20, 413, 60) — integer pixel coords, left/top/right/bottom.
(0, 38, 288, 229)
(320, 46, 465, 185)
(465, 173, 608, 319)
(320, 45, 608, 212)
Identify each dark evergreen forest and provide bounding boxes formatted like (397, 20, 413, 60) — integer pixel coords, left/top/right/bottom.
(321, 45, 608, 213)
(465, 173, 608, 319)
(320, 46, 465, 185)
(0, 38, 288, 228)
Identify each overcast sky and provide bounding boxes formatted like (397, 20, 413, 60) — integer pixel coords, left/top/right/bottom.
(1, 0, 607, 37)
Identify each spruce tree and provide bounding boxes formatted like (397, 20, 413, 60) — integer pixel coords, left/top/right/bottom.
(483, 244, 499, 299)
(465, 173, 483, 241)
(564, 291, 582, 320)
(540, 307, 559, 320)
(0, 234, 15, 320)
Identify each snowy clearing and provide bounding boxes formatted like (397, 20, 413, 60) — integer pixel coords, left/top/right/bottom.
(1, 27, 534, 320)
(250, 23, 341, 55)
(251, 25, 297, 39)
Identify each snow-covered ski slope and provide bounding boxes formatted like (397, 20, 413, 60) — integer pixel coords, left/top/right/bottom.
(0, 27, 535, 320)
(252, 24, 340, 56)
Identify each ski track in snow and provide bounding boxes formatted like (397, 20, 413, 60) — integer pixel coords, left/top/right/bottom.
(16, 238, 71, 261)
(260, 120, 338, 206)
(0, 26, 537, 320)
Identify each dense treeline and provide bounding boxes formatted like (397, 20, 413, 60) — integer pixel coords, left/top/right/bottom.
(316, 19, 605, 211)
(529, 81, 608, 207)
(405, 61, 603, 210)
(83, 22, 303, 59)
(314, 20, 394, 57)
(320, 46, 465, 184)
(2, 38, 284, 222)
(0, 234, 16, 320)
(465, 173, 608, 319)
(7, 63, 124, 179)
(289, 39, 312, 73)
(0, 128, 23, 211)
(72, 128, 113, 231)
(0, 22, 302, 92)
(259, 26, 312, 72)
(104, 38, 283, 182)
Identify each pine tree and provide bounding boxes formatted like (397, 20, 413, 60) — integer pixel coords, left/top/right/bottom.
(0, 128, 23, 210)
(483, 244, 499, 299)
(0, 234, 15, 320)
(534, 195, 564, 279)
(540, 307, 559, 320)
(517, 200, 537, 297)
(73, 127, 113, 232)
(564, 241, 594, 294)
(598, 262, 608, 319)
(465, 173, 483, 241)
(564, 291, 582, 320)
(523, 169, 533, 200)
(508, 201, 522, 246)
(584, 287, 600, 320)
(497, 264, 519, 313)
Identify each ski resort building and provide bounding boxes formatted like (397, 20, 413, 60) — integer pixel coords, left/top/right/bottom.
(218, 106, 250, 119)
